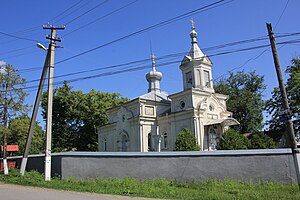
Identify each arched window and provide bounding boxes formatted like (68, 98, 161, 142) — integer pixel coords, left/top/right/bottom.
(104, 139, 107, 151)
(163, 132, 168, 149)
(117, 131, 129, 152)
(148, 133, 152, 151)
(121, 134, 128, 152)
(209, 128, 218, 150)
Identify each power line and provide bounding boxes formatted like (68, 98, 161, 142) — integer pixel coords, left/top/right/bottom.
(0, 45, 33, 56)
(17, 33, 269, 81)
(7, 28, 300, 77)
(48, 0, 84, 23)
(1, 0, 87, 40)
(0, 31, 41, 43)
(64, 0, 110, 26)
(51, 0, 94, 24)
(16, 67, 42, 73)
(55, 0, 229, 65)
(274, 0, 290, 30)
(63, 0, 139, 37)
(5, 38, 300, 93)
(0, 50, 40, 60)
(223, 0, 291, 84)
(12, 31, 300, 77)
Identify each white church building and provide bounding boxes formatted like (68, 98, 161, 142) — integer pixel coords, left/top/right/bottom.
(97, 23, 239, 152)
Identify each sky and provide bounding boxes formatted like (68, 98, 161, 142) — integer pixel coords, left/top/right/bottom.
(0, 0, 299, 127)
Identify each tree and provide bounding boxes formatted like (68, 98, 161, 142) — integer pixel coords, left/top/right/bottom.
(8, 115, 44, 155)
(217, 128, 249, 150)
(214, 71, 266, 134)
(41, 81, 128, 152)
(0, 63, 28, 173)
(249, 133, 275, 149)
(0, 64, 28, 121)
(265, 58, 300, 143)
(175, 128, 200, 151)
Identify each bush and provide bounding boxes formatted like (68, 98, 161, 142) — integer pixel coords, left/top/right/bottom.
(249, 133, 276, 149)
(175, 128, 200, 151)
(217, 129, 249, 150)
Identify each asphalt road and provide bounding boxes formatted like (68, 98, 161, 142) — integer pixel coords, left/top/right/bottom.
(0, 183, 160, 200)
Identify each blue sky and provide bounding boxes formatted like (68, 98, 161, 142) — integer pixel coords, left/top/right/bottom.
(0, 0, 299, 126)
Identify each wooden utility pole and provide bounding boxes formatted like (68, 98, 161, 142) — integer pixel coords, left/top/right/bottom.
(266, 23, 297, 150)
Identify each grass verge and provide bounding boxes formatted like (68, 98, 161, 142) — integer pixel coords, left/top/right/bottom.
(0, 170, 300, 200)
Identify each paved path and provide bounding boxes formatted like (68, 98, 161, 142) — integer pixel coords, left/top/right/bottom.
(0, 183, 160, 200)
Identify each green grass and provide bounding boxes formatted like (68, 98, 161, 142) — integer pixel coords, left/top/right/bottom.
(1, 170, 300, 200)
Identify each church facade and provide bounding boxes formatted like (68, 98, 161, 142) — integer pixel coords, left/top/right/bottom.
(97, 23, 239, 152)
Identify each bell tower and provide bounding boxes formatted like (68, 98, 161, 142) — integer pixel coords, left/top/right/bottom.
(180, 20, 214, 93)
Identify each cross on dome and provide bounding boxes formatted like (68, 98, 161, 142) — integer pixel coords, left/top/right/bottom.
(146, 53, 162, 92)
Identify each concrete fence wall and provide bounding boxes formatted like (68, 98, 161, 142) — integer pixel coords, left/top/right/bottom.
(10, 149, 299, 183)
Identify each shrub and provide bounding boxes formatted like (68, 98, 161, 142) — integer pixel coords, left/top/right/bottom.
(175, 128, 200, 151)
(217, 128, 249, 150)
(249, 133, 276, 149)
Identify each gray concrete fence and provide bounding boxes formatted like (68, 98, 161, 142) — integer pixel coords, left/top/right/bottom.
(7, 149, 298, 183)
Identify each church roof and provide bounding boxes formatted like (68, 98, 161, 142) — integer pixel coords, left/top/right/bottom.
(139, 90, 170, 103)
(188, 20, 205, 59)
(205, 118, 240, 126)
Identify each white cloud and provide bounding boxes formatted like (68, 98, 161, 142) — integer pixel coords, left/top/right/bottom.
(0, 60, 6, 66)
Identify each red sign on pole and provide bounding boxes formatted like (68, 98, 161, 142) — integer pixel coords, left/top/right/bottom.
(1, 145, 19, 152)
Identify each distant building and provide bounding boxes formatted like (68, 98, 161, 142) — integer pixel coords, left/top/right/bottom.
(97, 22, 239, 152)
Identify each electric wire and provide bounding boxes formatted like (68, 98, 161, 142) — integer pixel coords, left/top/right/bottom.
(4, 38, 299, 93)
(0, 31, 41, 43)
(55, 0, 229, 65)
(11, 31, 300, 75)
(63, 0, 110, 26)
(63, 0, 139, 37)
(0, 45, 33, 56)
(274, 0, 290, 30)
(51, 0, 94, 24)
(48, 0, 84, 23)
(16, 33, 270, 78)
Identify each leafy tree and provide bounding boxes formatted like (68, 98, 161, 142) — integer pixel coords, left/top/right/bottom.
(0, 64, 28, 122)
(8, 115, 44, 155)
(217, 128, 249, 150)
(0, 127, 11, 142)
(214, 71, 266, 134)
(249, 133, 275, 149)
(41, 81, 128, 152)
(0, 64, 28, 172)
(265, 58, 300, 143)
(175, 128, 200, 151)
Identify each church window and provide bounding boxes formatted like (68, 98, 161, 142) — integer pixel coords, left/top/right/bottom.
(104, 139, 107, 151)
(180, 101, 185, 109)
(145, 106, 154, 115)
(121, 134, 128, 152)
(186, 72, 193, 88)
(204, 70, 211, 87)
(163, 132, 168, 149)
(209, 129, 218, 150)
(148, 133, 152, 151)
(209, 104, 214, 112)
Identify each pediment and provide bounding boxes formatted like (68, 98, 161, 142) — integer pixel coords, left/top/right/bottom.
(181, 55, 191, 66)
